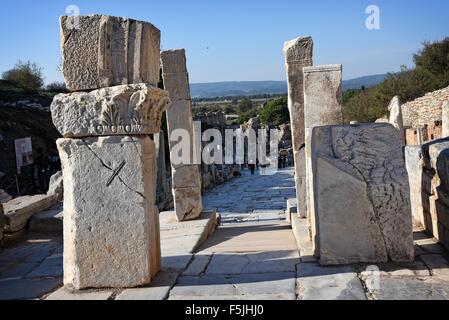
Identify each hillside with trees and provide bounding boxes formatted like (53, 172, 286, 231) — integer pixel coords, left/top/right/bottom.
(343, 37, 449, 123)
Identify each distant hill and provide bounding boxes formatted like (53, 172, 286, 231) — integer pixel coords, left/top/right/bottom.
(342, 74, 388, 91)
(190, 74, 388, 98)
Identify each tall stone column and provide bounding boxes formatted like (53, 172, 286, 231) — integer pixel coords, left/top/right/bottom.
(283, 36, 313, 218)
(303, 64, 343, 251)
(161, 49, 203, 221)
(51, 15, 169, 290)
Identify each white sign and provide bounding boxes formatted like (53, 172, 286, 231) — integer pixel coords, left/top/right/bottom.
(14, 137, 33, 174)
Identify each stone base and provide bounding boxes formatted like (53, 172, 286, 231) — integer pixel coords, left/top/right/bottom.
(173, 187, 203, 221)
(57, 135, 161, 289)
(160, 210, 218, 256)
(293, 149, 307, 218)
(285, 198, 297, 224)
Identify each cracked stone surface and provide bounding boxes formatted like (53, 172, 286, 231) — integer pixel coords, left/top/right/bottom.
(308, 124, 414, 265)
(297, 263, 367, 300)
(57, 135, 161, 289)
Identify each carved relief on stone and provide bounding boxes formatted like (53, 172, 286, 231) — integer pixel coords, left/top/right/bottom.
(51, 83, 170, 138)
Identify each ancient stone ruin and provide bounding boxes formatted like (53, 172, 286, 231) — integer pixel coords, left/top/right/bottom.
(303, 64, 343, 240)
(406, 137, 449, 250)
(283, 36, 313, 218)
(161, 49, 203, 222)
(402, 85, 449, 144)
(51, 15, 169, 289)
(308, 124, 414, 264)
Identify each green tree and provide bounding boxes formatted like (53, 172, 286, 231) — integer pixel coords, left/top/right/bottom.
(343, 37, 449, 123)
(46, 82, 68, 93)
(238, 98, 253, 113)
(223, 105, 235, 114)
(259, 96, 289, 126)
(2, 60, 44, 91)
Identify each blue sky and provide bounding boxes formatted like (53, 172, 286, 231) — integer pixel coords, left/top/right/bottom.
(0, 0, 448, 84)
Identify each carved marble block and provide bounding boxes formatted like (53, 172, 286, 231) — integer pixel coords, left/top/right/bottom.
(308, 123, 414, 265)
(51, 83, 170, 138)
(58, 135, 161, 289)
(60, 15, 161, 91)
(283, 36, 313, 218)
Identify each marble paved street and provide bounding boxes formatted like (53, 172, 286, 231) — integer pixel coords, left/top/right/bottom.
(167, 167, 449, 300)
(2, 167, 449, 299)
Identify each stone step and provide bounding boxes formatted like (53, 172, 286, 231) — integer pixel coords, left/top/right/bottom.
(28, 202, 63, 234)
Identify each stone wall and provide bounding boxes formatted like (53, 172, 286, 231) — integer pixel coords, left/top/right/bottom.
(405, 138, 449, 251)
(193, 111, 226, 131)
(402, 86, 449, 129)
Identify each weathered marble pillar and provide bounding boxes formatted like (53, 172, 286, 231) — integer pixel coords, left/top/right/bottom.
(161, 49, 203, 221)
(442, 100, 449, 137)
(303, 64, 343, 247)
(51, 15, 169, 289)
(283, 36, 313, 218)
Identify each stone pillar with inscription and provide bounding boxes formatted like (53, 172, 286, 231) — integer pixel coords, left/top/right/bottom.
(51, 15, 170, 290)
(303, 64, 343, 249)
(161, 49, 203, 222)
(283, 36, 313, 218)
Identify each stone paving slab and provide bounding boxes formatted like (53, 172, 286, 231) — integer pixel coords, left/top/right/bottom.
(197, 222, 298, 254)
(0, 277, 62, 300)
(116, 272, 179, 300)
(297, 263, 367, 300)
(183, 255, 212, 276)
(169, 272, 296, 300)
(420, 254, 449, 280)
(361, 274, 449, 300)
(205, 251, 300, 275)
(45, 287, 114, 300)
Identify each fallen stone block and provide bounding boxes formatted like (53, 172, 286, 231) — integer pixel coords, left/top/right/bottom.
(0, 189, 12, 204)
(28, 202, 63, 234)
(60, 15, 160, 91)
(47, 171, 63, 201)
(173, 187, 203, 221)
(3, 194, 59, 233)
